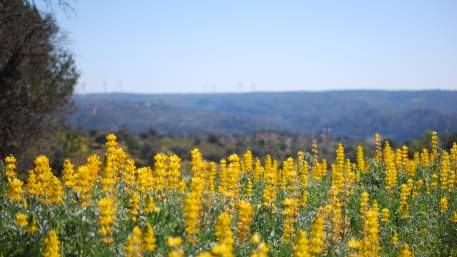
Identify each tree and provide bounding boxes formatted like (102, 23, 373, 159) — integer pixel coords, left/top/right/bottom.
(0, 0, 78, 159)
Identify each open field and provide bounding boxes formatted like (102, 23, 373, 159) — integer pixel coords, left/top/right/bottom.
(1, 132, 456, 257)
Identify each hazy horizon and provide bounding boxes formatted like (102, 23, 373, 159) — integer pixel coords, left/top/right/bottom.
(51, 1, 457, 93)
(74, 88, 457, 96)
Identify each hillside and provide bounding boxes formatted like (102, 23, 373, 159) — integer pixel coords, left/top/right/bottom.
(69, 90, 457, 141)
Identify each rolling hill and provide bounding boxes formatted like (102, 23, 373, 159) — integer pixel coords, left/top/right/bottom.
(68, 90, 457, 141)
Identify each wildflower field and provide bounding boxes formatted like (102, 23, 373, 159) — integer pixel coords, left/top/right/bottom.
(1, 132, 456, 257)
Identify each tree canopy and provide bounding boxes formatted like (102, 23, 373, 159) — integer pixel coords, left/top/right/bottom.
(0, 0, 79, 158)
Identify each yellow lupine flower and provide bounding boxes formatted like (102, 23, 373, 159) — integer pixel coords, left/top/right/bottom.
(390, 231, 399, 246)
(143, 224, 156, 252)
(62, 159, 75, 188)
(451, 212, 457, 223)
(143, 195, 160, 214)
(43, 230, 61, 257)
(27, 155, 64, 205)
(347, 239, 362, 257)
(213, 211, 234, 257)
(375, 133, 382, 162)
(98, 196, 116, 244)
(262, 159, 277, 210)
(281, 198, 298, 242)
(384, 142, 398, 192)
(398, 244, 414, 257)
(293, 230, 311, 257)
(357, 145, 366, 172)
(329, 195, 343, 243)
(243, 150, 253, 173)
(7, 177, 24, 204)
(167, 237, 184, 257)
(250, 233, 269, 257)
(183, 191, 201, 244)
(254, 157, 264, 183)
(362, 208, 380, 257)
(312, 140, 319, 165)
(125, 226, 143, 257)
(431, 131, 439, 162)
(74, 165, 94, 207)
(128, 192, 141, 222)
(27, 217, 39, 234)
(359, 192, 369, 218)
(123, 159, 137, 190)
(420, 148, 430, 167)
(400, 184, 409, 219)
(237, 200, 253, 242)
(439, 196, 448, 213)
(440, 152, 450, 190)
(208, 161, 217, 193)
(15, 212, 28, 227)
(309, 209, 325, 255)
(4, 155, 17, 182)
(381, 208, 390, 223)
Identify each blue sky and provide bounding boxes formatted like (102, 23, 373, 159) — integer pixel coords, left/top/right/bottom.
(54, 0, 457, 93)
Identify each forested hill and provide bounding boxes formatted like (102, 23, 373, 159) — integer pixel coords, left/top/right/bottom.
(69, 90, 457, 141)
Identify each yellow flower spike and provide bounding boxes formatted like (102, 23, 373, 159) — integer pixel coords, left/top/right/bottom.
(398, 244, 414, 257)
(123, 159, 137, 190)
(357, 145, 366, 172)
(440, 152, 450, 190)
(439, 196, 448, 213)
(167, 237, 183, 248)
(362, 208, 380, 257)
(98, 196, 116, 244)
(15, 213, 28, 228)
(311, 140, 319, 165)
(183, 191, 202, 244)
(26, 217, 39, 234)
(281, 198, 299, 242)
(26, 155, 64, 205)
(250, 233, 269, 257)
(451, 212, 457, 223)
(293, 230, 311, 257)
(143, 224, 156, 252)
(62, 159, 75, 188)
(128, 192, 141, 222)
(144, 195, 160, 214)
(237, 200, 253, 242)
(7, 177, 24, 204)
(125, 226, 143, 257)
(245, 177, 254, 198)
(390, 231, 399, 246)
(347, 239, 362, 257)
(73, 165, 94, 207)
(262, 158, 277, 210)
(212, 211, 234, 257)
(375, 133, 382, 162)
(4, 155, 17, 182)
(431, 131, 439, 163)
(167, 237, 184, 257)
(381, 208, 390, 223)
(421, 148, 430, 167)
(43, 230, 61, 257)
(254, 157, 264, 183)
(243, 150, 253, 173)
(309, 209, 325, 255)
(400, 184, 410, 219)
(359, 192, 369, 218)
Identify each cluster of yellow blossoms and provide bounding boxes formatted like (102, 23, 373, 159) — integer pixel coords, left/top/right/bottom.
(1, 131, 456, 256)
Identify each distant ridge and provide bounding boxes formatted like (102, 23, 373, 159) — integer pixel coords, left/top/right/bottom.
(69, 90, 457, 141)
